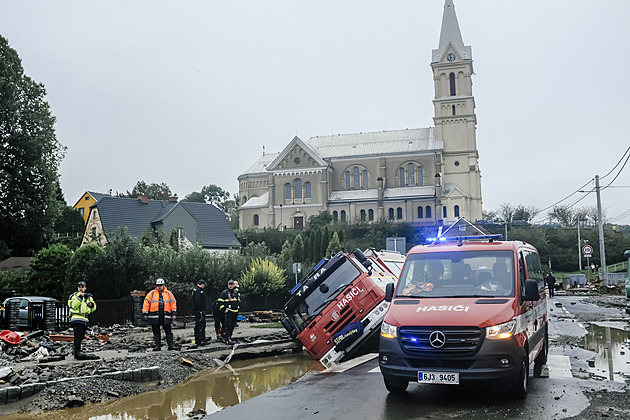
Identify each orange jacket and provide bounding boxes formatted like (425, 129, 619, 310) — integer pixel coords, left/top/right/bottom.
(143, 287, 177, 324)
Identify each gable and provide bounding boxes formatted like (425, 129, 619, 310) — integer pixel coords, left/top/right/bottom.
(266, 136, 327, 171)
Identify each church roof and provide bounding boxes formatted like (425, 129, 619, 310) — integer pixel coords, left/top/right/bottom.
(240, 192, 269, 209)
(239, 153, 279, 177)
(432, 0, 472, 63)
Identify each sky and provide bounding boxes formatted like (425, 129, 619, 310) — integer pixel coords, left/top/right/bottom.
(1, 0, 629, 224)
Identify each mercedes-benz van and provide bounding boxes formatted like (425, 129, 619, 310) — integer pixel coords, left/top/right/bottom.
(379, 236, 548, 398)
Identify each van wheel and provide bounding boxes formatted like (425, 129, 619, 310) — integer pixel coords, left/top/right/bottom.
(533, 330, 549, 378)
(511, 352, 529, 399)
(384, 377, 408, 394)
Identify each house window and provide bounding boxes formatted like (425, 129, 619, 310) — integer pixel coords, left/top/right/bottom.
(454, 205, 460, 218)
(396, 207, 403, 220)
(408, 163, 415, 185)
(333, 211, 338, 222)
(426, 206, 432, 218)
(353, 167, 360, 190)
(362, 170, 368, 189)
(449, 72, 456, 96)
(417, 166, 424, 186)
(177, 227, 185, 241)
(360, 209, 366, 221)
(340, 210, 346, 222)
(368, 209, 374, 221)
(388, 208, 394, 220)
(399, 167, 405, 187)
(284, 183, 291, 200)
(304, 182, 311, 199)
(443, 206, 447, 218)
(417, 206, 423, 219)
(345, 171, 351, 190)
(294, 178, 302, 199)
(253, 215, 259, 226)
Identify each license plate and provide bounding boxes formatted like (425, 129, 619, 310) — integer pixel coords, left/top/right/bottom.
(418, 371, 459, 384)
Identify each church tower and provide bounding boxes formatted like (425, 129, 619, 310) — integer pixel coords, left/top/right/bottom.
(431, 0, 482, 221)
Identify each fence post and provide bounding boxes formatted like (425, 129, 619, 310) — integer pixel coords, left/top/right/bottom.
(130, 290, 147, 326)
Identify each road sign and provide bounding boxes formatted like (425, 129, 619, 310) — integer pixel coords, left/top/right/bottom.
(582, 245, 593, 257)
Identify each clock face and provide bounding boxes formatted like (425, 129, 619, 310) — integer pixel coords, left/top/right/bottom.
(446, 53, 456, 62)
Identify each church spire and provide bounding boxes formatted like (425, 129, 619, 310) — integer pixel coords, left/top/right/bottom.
(432, 0, 471, 63)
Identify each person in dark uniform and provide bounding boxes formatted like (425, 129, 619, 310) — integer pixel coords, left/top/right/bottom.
(192, 279, 209, 347)
(546, 272, 556, 297)
(217, 279, 240, 345)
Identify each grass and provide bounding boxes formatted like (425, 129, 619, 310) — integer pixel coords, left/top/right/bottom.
(251, 321, 283, 329)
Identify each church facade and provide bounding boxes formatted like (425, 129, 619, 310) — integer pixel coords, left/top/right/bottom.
(238, 0, 482, 231)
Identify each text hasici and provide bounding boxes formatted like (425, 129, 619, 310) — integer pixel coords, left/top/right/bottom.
(336, 286, 364, 310)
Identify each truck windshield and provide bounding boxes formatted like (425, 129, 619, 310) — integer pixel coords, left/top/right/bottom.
(287, 258, 361, 331)
(395, 250, 515, 298)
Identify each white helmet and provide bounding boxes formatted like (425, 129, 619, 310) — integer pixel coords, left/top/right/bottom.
(155, 278, 165, 285)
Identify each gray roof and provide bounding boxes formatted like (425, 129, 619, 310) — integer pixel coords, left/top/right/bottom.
(241, 192, 269, 209)
(432, 0, 472, 63)
(239, 153, 279, 177)
(94, 196, 239, 249)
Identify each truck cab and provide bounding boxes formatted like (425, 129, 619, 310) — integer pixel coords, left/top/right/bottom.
(282, 249, 405, 368)
(379, 236, 547, 398)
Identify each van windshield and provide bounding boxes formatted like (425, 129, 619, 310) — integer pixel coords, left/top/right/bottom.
(395, 250, 515, 298)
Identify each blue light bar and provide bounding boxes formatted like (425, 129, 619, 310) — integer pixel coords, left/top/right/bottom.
(426, 234, 502, 244)
(290, 283, 301, 294)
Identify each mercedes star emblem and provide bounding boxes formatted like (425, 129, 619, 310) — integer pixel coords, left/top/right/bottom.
(429, 330, 446, 348)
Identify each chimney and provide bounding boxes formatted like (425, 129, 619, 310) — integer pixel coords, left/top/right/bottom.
(138, 195, 148, 204)
(169, 196, 178, 203)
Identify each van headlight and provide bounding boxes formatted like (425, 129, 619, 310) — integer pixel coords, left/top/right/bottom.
(380, 321, 397, 339)
(486, 320, 516, 340)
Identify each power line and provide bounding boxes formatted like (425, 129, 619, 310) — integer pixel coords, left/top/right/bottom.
(600, 146, 630, 180)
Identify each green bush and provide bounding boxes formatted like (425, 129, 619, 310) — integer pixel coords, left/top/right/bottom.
(239, 258, 286, 297)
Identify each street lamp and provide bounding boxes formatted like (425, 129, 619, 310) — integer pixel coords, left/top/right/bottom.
(279, 204, 283, 231)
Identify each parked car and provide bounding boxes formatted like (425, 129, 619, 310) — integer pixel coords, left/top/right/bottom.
(511, 220, 530, 227)
(0, 296, 60, 330)
(476, 219, 502, 227)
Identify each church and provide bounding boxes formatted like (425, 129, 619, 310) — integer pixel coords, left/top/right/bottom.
(237, 0, 482, 231)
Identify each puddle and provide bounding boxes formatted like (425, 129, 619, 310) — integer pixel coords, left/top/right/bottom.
(583, 323, 630, 383)
(2, 352, 324, 419)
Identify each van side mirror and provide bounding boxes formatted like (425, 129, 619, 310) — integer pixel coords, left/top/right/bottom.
(385, 282, 394, 302)
(523, 279, 540, 301)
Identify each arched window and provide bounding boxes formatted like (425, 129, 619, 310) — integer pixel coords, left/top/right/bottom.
(340, 210, 347, 222)
(452, 105, 456, 116)
(443, 206, 447, 218)
(294, 179, 302, 199)
(408, 163, 415, 185)
(397, 207, 403, 220)
(284, 183, 291, 200)
(360, 209, 366, 221)
(242, 196, 247, 204)
(454, 205, 460, 217)
(362, 170, 368, 189)
(426, 206, 432, 218)
(368, 209, 374, 221)
(449, 72, 456, 96)
(417, 206, 423, 219)
(333, 211, 338, 222)
(304, 182, 311, 198)
(399, 167, 405, 187)
(345, 171, 351, 190)
(388, 208, 394, 220)
(253, 214, 259, 226)
(417, 166, 424, 186)
(353, 167, 360, 190)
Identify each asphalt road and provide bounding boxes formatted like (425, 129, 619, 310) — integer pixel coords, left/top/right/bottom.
(208, 295, 629, 420)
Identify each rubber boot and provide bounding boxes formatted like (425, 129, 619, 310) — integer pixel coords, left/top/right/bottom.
(166, 333, 177, 351)
(152, 333, 161, 351)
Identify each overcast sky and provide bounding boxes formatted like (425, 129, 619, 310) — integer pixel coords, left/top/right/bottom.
(2, 0, 629, 224)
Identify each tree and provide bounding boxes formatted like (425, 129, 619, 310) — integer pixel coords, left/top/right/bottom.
(238, 258, 286, 297)
(52, 205, 85, 249)
(121, 181, 174, 200)
(27, 243, 72, 300)
(549, 205, 574, 226)
(0, 36, 66, 257)
(292, 234, 304, 262)
(201, 184, 230, 212)
(498, 203, 515, 224)
(513, 205, 538, 223)
(182, 191, 205, 203)
(307, 211, 333, 230)
(326, 232, 342, 256)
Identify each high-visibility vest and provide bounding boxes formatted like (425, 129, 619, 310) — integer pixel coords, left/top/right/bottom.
(143, 287, 177, 321)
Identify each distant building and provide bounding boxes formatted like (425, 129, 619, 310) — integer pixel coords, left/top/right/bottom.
(73, 191, 109, 224)
(82, 195, 240, 252)
(0, 257, 32, 274)
(238, 0, 482, 230)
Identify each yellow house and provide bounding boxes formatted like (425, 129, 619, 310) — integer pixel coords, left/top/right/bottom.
(73, 191, 109, 224)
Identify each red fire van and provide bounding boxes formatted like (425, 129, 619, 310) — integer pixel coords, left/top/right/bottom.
(379, 236, 548, 398)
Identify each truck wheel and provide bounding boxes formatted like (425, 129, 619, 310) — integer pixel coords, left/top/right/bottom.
(384, 377, 408, 394)
(533, 330, 548, 378)
(511, 351, 529, 399)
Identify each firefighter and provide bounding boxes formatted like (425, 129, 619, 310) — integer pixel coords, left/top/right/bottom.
(67, 281, 97, 360)
(143, 278, 178, 351)
(218, 279, 240, 345)
(192, 279, 209, 347)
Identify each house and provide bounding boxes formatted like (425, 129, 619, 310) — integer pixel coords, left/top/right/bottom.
(81, 195, 239, 252)
(73, 191, 109, 224)
(0, 257, 33, 273)
(238, 0, 482, 230)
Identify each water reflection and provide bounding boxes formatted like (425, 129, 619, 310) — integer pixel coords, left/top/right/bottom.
(4, 352, 323, 420)
(583, 322, 630, 383)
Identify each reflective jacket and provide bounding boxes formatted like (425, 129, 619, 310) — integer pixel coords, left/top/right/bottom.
(67, 292, 96, 324)
(218, 287, 240, 313)
(143, 287, 177, 325)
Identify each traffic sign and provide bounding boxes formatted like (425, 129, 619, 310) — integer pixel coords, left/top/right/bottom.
(582, 245, 593, 257)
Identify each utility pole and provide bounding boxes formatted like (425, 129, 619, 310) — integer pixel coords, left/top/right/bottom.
(577, 219, 582, 271)
(595, 175, 608, 291)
